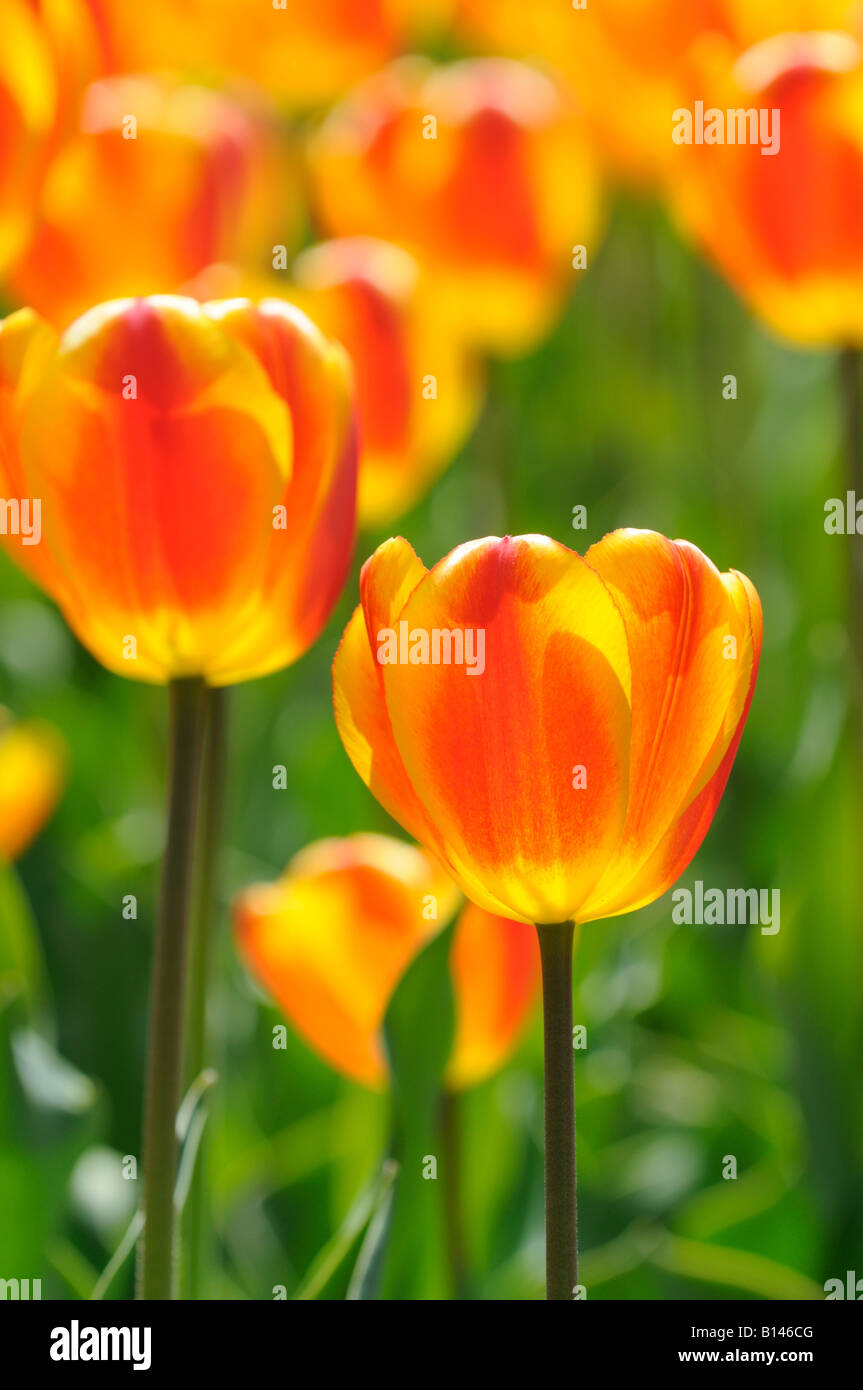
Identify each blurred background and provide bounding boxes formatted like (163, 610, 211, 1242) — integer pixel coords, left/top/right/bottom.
(1, 0, 862, 1300)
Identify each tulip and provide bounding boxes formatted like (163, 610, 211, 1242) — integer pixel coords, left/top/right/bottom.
(454, 0, 859, 188)
(0, 292, 357, 1299)
(309, 56, 601, 356)
(671, 31, 863, 349)
(1, 0, 105, 279)
(0, 709, 66, 861)
(291, 238, 483, 526)
(234, 832, 539, 1295)
(445, 899, 540, 1092)
(333, 528, 761, 1297)
(0, 295, 356, 683)
(233, 833, 538, 1088)
(669, 29, 863, 791)
(187, 238, 484, 527)
(7, 74, 295, 328)
(87, 0, 405, 109)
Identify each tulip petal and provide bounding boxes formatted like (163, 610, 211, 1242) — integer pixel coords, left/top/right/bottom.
(380, 534, 632, 923)
(580, 533, 762, 920)
(233, 834, 457, 1087)
(18, 296, 291, 681)
(291, 237, 484, 525)
(446, 902, 540, 1089)
(0, 308, 63, 594)
(0, 715, 66, 860)
(201, 297, 358, 682)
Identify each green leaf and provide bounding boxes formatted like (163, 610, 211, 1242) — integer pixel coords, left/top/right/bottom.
(0, 859, 48, 1019)
(346, 1160, 398, 1301)
(293, 1158, 398, 1301)
(379, 920, 456, 1299)
(383, 918, 456, 1140)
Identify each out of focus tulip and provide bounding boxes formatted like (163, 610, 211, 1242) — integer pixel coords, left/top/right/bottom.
(188, 239, 484, 526)
(454, 0, 861, 188)
(0, 0, 99, 270)
(0, 709, 66, 860)
(0, 294, 357, 683)
(291, 238, 483, 525)
(333, 529, 761, 925)
(87, 0, 407, 109)
(233, 833, 539, 1088)
(445, 899, 539, 1089)
(672, 30, 863, 346)
(310, 57, 601, 356)
(8, 74, 295, 327)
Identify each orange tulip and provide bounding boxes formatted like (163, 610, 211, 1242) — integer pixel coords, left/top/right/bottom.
(86, 0, 406, 109)
(332, 530, 762, 926)
(291, 238, 483, 526)
(0, 0, 91, 270)
(309, 57, 601, 356)
(0, 709, 66, 860)
(7, 74, 295, 328)
(445, 899, 539, 1090)
(672, 30, 863, 346)
(0, 294, 357, 684)
(233, 834, 539, 1089)
(187, 239, 484, 526)
(454, 0, 860, 188)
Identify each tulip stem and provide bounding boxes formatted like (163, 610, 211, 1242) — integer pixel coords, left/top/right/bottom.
(536, 920, 577, 1301)
(181, 685, 229, 1299)
(137, 677, 206, 1301)
(839, 347, 863, 743)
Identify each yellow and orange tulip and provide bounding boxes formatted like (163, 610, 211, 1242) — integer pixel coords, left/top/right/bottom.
(0, 709, 66, 860)
(455, 0, 862, 188)
(672, 30, 863, 347)
(291, 238, 483, 526)
(0, 294, 357, 684)
(87, 0, 407, 109)
(0, 0, 97, 270)
(310, 56, 601, 356)
(445, 899, 539, 1090)
(188, 238, 483, 526)
(7, 73, 295, 328)
(333, 530, 762, 927)
(233, 833, 539, 1088)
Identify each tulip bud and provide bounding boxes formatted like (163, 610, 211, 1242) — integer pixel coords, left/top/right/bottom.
(310, 57, 601, 355)
(0, 294, 357, 684)
(8, 74, 297, 327)
(290, 238, 483, 526)
(333, 530, 761, 925)
(88, 0, 406, 109)
(455, 0, 860, 188)
(672, 30, 863, 346)
(233, 833, 537, 1088)
(0, 0, 98, 270)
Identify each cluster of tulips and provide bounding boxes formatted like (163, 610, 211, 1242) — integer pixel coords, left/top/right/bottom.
(3, 0, 862, 1301)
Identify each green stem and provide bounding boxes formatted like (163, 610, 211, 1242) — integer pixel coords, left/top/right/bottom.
(839, 347, 863, 747)
(439, 1087, 468, 1299)
(136, 677, 206, 1300)
(181, 685, 229, 1299)
(536, 920, 577, 1301)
